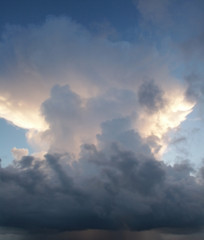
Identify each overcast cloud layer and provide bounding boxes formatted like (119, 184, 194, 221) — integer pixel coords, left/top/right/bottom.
(1, 0, 204, 239)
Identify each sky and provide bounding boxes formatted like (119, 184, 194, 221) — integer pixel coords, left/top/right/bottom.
(0, 0, 204, 239)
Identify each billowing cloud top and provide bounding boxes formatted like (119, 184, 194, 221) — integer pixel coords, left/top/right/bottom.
(0, 16, 194, 156)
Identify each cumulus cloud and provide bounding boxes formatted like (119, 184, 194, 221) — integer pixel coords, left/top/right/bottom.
(0, 141, 204, 238)
(1, 1, 204, 239)
(11, 147, 29, 161)
(0, 8, 194, 166)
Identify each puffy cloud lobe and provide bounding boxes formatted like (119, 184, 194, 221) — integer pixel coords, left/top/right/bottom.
(41, 84, 83, 153)
(11, 147, 29, 161)
(96, 117, 152, 156)
(40, 84, 140, 154)
(36, 81, 193, 159)
(138, 80, 165, 113)
(0, 141, 204, 233)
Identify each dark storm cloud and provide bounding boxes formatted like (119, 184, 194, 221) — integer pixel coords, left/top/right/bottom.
(17, 229, 165, 240)
(0, 137, 204, 235)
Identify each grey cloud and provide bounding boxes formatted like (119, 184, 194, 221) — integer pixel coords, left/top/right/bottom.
(40, 84, 140, 153)
(86, 88, 138, 120)
(19, 229, 165, 240)
(1, 2, 204, 239)
(199, 165, 204, 180)
(43, 85, 82, 118)
(0, 141, 204, 234)
(138, 80, 165, 113)
(41, 84, 85, 153)
(97, 117, 152, 156)
(2, 228, 204, 240)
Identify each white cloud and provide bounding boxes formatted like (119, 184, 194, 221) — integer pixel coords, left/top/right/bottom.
(11, 147, 29, 161)
(0, 16, 194, 158)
